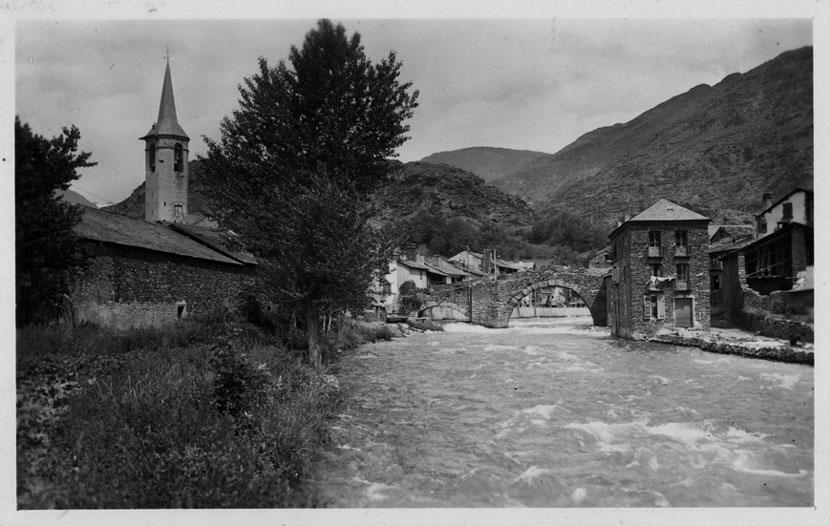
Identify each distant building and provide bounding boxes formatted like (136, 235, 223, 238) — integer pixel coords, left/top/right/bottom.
(589, 246, 612, 270)
(719, 189, 814, 323)
(708, 226, 754, 308)
(606, 199, 711, 339)
(70, 59, 256, 328)
(448, 249, 527, 276)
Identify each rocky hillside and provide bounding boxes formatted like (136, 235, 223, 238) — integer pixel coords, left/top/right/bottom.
(420, 147, 551, 184)
(373, 161, 536, 228)
(490, 46, 813, 226)
(56, 188, 96, 208)
(105, 159, 535, 230)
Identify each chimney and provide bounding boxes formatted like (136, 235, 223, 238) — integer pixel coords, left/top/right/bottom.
(762, 193, 773, 211)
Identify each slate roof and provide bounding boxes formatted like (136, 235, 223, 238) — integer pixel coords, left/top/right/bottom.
(74, 206, 242, 266)
(425, 257, 470, 277)
(628, 199, 709, 222)
(709, 236, 754, 255)
(610, 199, 709, 239)
(169, 223, 258, 265)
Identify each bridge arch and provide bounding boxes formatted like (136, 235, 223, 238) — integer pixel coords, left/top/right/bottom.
(417, 301, 469, 321)
(503, 278, 602, 327)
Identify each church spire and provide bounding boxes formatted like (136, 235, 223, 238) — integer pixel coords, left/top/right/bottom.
(142, 55, 189, 140)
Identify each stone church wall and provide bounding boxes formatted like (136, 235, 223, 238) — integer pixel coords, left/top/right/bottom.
(71, 242, 255, 329)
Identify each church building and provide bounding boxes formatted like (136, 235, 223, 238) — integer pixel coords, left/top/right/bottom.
(69, 59, 256, 329)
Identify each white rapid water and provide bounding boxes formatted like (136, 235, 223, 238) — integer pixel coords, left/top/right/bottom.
(312, 317, 813, 507)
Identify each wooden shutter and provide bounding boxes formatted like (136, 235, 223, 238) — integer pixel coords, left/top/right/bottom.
(643, 296, 650, 320)
(657, 295, 666, 319)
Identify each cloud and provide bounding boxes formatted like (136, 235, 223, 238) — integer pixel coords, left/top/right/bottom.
(14, 18, 813, 202)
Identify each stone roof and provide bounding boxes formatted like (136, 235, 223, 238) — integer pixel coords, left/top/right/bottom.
(169, 223, 258, 265)
(425, 257, 470, 277)
(610, 199, 709, 239)
(628, 199, 709, 222)
(74, 206, 242, 266)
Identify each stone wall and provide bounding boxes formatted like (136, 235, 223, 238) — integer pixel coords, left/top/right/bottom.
(71, 242, 256, 329)
(611, 221, 710, 339)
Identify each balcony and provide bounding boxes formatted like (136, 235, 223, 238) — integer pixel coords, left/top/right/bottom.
(675, 246, 690, 257)
(647, 246, 662, 257)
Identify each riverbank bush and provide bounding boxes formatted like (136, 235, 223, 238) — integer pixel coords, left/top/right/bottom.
(16, 316, 344, 508)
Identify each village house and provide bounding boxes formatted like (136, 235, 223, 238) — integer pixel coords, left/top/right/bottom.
(69, 60, 256, 328)
(448, 249, 529, 276)
(606, 199, 711, 339)
(717, 189, 814, 333)
(707, 225, 754, 309)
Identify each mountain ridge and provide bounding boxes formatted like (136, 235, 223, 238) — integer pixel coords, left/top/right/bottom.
(491, 46, 813, 224)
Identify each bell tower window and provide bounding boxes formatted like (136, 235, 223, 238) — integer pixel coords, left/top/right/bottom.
(148, 143, 156, 172)
(174, 143, 184, 172)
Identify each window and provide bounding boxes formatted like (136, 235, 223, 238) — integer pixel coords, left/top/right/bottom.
(648, 230, 662, 256)
(676, 263, 690, 289)
(649, 230, 661, 247)
(174, 143, 184, 172)
(782, 202, 793, 221)
(757, 216, 767, 234)
(649, 263, 662, 277)
(148, 143, 156, 172)
(644, 294, 665, 320)
(173, 202, 184, 218)
(675, 230, 689, 256)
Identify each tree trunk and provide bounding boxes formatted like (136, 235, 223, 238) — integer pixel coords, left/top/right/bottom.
(305, 296, 322, 369)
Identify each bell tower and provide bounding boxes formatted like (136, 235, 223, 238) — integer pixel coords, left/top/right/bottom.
(140, 55, 189, 223)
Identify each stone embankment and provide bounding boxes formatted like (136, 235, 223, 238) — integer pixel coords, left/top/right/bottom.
(649, 328, 813, 365)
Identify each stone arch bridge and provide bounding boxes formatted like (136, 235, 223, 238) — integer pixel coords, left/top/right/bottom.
(418, 266, 607, 328)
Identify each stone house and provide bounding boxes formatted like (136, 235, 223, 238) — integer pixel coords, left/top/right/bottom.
(606, 199, 711, 339)
(69, 59, 257, 328)
(718, 189, 814, 327)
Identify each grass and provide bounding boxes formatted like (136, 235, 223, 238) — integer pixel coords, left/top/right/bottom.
(15, 313, 367, 509)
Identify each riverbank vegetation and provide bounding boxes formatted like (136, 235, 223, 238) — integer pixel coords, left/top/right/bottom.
(16, 313, 398, 508)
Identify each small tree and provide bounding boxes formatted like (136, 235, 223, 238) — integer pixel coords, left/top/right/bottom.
(15, 117, 95, 326)
(202, 19, 419, 367)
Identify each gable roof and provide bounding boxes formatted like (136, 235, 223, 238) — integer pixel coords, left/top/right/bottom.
(610, 199, 709, 239)
(74, 206, 242, 266)
(629, 199, 709, 222)
(756, 187, 811, 217)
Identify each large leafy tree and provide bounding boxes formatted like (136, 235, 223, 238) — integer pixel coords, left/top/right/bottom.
(15, 117, 96, 326)
(202, 19, 419, 367)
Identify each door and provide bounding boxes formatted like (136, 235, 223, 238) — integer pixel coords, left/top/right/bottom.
(674, 298, 693, 328)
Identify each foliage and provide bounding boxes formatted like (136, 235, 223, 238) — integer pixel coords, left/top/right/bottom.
(15, 117, 96, 326)
(393, 206, 605, 265)
(16, 320, 340, 508)
(527, 210, 608, 253)
(201, 19, 419, 367)
(397, 280, 425, 314)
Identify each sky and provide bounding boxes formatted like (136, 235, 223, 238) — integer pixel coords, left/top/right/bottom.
(5, 3, 821, 208)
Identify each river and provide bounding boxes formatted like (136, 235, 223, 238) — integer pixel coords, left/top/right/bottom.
(312, 317, 813, 508)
